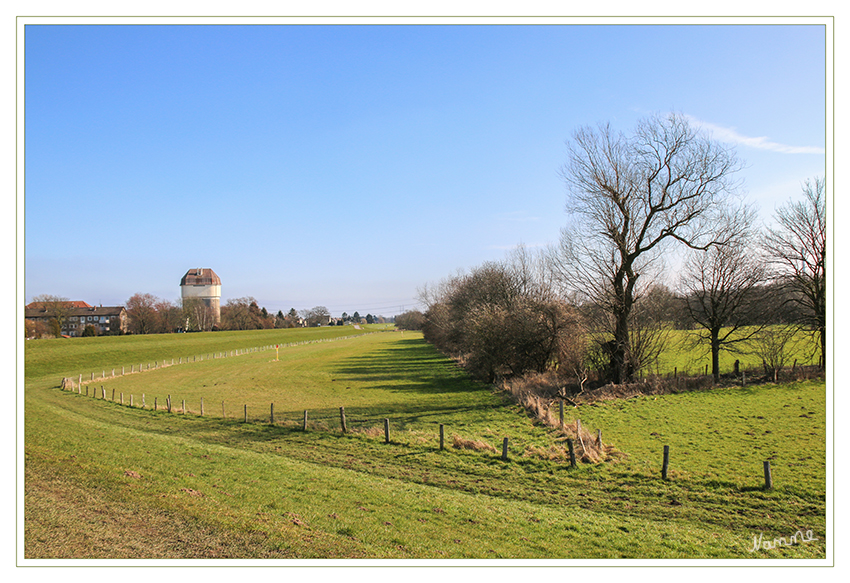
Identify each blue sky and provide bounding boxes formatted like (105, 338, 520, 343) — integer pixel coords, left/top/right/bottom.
(23, 22, 827, 317)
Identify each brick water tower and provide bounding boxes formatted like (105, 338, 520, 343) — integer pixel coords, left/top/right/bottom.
(180, 268, 221, 326)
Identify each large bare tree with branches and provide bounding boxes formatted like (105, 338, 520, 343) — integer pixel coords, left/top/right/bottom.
(762, 177, 826, 368)
(554, 112, 743, 383)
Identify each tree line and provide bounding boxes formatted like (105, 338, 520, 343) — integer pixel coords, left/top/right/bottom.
(27, 292, 387, 337)
(406, 113, 825, 387)
(122, 298, 384, 334)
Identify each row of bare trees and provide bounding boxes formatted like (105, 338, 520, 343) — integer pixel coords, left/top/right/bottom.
(418, 113, 826, 386)
(123, 294, 301, 334)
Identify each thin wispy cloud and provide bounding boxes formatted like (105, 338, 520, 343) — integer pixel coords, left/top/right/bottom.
(685, 115, 824, 154)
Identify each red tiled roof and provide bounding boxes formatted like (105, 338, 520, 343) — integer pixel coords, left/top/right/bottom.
(180, 268, 221, 286)
(26, 300, 91, 309)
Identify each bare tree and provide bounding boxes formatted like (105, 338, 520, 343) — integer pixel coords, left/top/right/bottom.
(221, 297, 266, 330)
(183, 297, 217, 331)
(29, 294, 73, 335)
(553, 112, 742, 383)
(125, 293, 160, 334)
(752, 325, 801, 382)
(420, 252, 585, 383)
(679, 206, 769, 382)
(762, 177, 826, 368)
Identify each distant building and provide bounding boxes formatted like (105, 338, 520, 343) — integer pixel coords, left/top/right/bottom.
(180, 268, 221, 325)
(25, 302, 128, 337)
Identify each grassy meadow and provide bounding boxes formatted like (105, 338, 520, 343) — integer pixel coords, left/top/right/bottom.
(653, 327, 820, 378)
(23, 326, 827, 560)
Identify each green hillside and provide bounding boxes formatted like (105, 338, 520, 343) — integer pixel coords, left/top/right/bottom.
(24, 328, 827, 559)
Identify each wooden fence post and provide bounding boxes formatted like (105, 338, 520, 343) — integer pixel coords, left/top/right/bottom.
(270, 403, 274, 424)
(439, 424, 445, 451)
(120, 392, 123, 405)
(112, 388, 115, 401)
(167, 395, 172, 413)
(501, 437, 509, 461)
(763, 461, 773, 490)
(597, 429, 602, 447)
(243, 404, 247, 423)
(559, 400, 564, 427)
(101, 386, 105, 399)
(662, 445, 670, 480)
(567, 438, 576, 467)
(154, 397, 158, 411)
(130, 395, 134, 407)
(384, 418, 390, 444)
(201, 397, 204, 416)
(142, 394, 146, 408)
(182, 399, 186, 414)
(340, 407, 347, 433)
(303, 410, 308, 431)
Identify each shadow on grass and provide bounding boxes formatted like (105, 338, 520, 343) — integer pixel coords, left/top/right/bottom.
(328, 337, 481, 396)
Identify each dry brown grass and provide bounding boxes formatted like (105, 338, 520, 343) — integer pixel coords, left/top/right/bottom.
(498, 372, 611, 463)
(451, 435, 497, 453)
(353, 426, 384, 438)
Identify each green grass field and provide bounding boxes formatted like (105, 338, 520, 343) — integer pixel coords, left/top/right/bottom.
(23, 326, 827, 560)
(653, 327, 819, 377)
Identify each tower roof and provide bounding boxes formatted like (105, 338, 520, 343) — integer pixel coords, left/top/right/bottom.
(180, 268, 221, 286)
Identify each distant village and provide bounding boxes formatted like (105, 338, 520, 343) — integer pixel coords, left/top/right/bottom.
(25, 268, 391, 338)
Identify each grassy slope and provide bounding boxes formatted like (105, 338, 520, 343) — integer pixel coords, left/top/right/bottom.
(24, 328, 827, 559)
